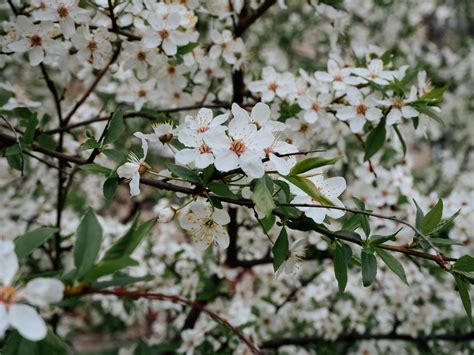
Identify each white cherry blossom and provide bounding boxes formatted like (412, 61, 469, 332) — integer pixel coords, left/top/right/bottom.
(352, 59, 393, 86)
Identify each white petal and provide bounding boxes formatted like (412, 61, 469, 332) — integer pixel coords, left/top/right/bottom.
(8, 304, 47, 341)
(269, 153, 291, 176)
(175, 149, 197, 165)
(21, 278, 64, 307)
(336, 107, 356, 121)
(239, 152, 264, 178)
(117, 162, 139, 179)
(305, 208, 326, 224)
(365, 107, 382, 121)
(29, 46, 44, 66)
(231, 103, 250, 122)
(0, 241, 18, 285)
(162, 39, 177, 56)
(386, 109, 402, 125)
(8, 39, 30, 53)
(349, 116, 365, 133)
(212, 209, 230, 225)
(214, 149, 239, 172)
(250, 102, 270, 124)
(321, 177, 346, 198)
(129, 174, 141, 196)
(401, 105, 418, 118)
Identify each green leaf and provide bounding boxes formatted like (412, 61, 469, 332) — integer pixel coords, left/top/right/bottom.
(74, 208, 103, 278)
(252, 175, 275, 217)
(81, 137, 100, 151)
(334, 243, 351, 293)
(369, 228, 402, 246)
(352, 198, 370, 237)
(83, 256, 138, 281)
(364, 119, 386, 161)
(37, 133, 57, 150)
(289, 156, 340, 176)
(91, 275, 153, 289)
(167, 164, 201, 183)
(430, 238, 463, 246)
(0, 91, 12, 107)
(427, 209, 460, 236)
(361, 249, 377, 287)
(420, 84, 449, 104)
(207, 182, 237, 199)
(454, 256, 474, 273)
(260, 214, 276, 233)
(177, 42, 198, 55)
(421, 199, 443, 234)
(5, 144, 23, 171)
(21, 114, 38, 146)
(454, 274, 473, 325)
(417, 106, 444, 125)
(14, 227, 58, 259)
(103, 176, 119, 200)
(283, 175, 334, 206)
(376, 248, 408, 285)
(79, 163, 112, 175)
(102, 148, 127, 164)
(272, 228, 289, 271)
(413, 199, 425, 229)
(104, 108, 125, 145)
(103, 218, 155, 261)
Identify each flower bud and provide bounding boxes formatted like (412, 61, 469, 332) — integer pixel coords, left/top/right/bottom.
(138, 162, 151, 175)
(157, 207, 176, 223)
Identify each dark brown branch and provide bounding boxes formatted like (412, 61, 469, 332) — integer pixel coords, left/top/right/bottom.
(234, 0, 277, 37)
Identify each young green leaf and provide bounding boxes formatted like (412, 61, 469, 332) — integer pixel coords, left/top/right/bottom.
(14, 227, 58, 259)
(453, 256, 474, 273)
(361, 249, 377, 287)
(376, 248, 408, 285)
(207, 182, 237, 199)
(74, 208, 103, 278)
(79, 163, 112, 175)
(272, 228, 289, 272)
(289, 156, 340, 176)
(453, 274, 473, 325)
(334, 243, 351, 293)
(83, 257, 139, 281)
(412, 199, 424, 229)
(103, 218, 155, 261)
(364, 119, 386, 161)
(252, 175, 275, 217)
(103, 176, 119, 200)
(167, 164, 201, 183)
(421, 199, 443, 234)
(104, 108, 125, 145)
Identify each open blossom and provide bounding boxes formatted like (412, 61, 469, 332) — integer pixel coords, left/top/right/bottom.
(71, 26, 113, 69)
(117, 134, 150, 196)
(209, 29, 245, 66)
(176, 108, 228, 169)
(379, 87, 419, 125)
(291, 174, 347, 224)
(315, 59, 365, 92)
(204, 105, 274, 178)
(179, 202, 230, 250)
(117, 78, 160, 111)
(144, 9, 189, 56)
(352, 59, 393, 86)
(0, 240, 64, 341)
(33, 0, 89, 37)
(123, 41, 166, 80)
(298, 91, 333, 123)
(248, 67, 296, 102)
(8, 16, 57, 66)
(336, 87, 383, 132)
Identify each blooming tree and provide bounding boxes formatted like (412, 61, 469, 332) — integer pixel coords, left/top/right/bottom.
(0, 0, 473, 354)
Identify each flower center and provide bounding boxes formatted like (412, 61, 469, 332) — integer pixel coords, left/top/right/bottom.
(160, 29, 170, 39)
(230, 139, 246, 156)
(199, 143, 212, 154)
(173, 92, 181, 99)
(87, 40, 98, 52)
(299, 123, 309, 133)
(333, 75, 343, 82)
(356, 104, 368, 115)
(392, 99, 404, 109)
(137, 51, 146, 61)
(159, 133, 173, 143)
(312, 102, 321, 112)
(0, 286, 17, 305)
(138, 89, 147, 97)
(138, 162, 150, 175)
(268, 82, 278, 92)
(197, 126, 208, 133)
(29, 34, 42, 47)
(57, 3, 69, 18)
(205, 68, 213, 77)
(167, 65, 176, 75)
(204, 219, 216, 228)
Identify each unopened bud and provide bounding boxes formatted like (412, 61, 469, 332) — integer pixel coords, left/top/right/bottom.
(157, 207, 176, 223)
